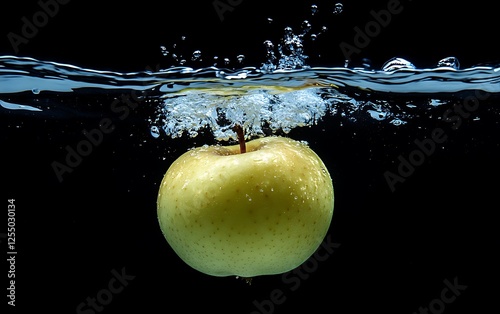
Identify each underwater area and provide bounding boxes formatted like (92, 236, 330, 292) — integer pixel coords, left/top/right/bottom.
(1, 0, 499, 313)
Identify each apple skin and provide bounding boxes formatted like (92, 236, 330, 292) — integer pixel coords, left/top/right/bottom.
(157, 136, 334, 277)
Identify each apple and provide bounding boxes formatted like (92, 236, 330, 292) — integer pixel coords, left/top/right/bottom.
(157, 135, 334, 277)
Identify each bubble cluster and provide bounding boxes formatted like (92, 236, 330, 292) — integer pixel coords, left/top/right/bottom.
(150, 77, 440, 141)
(160, 46, 169, 57)
(151, 88, 329, 141)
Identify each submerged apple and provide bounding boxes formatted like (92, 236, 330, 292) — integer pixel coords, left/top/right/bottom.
(157, 133, 334, 277)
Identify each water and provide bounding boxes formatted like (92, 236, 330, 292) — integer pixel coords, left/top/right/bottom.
(2, 56, 499, 140)
(3, 53, 499, 312)
(2, 3, 499, 313)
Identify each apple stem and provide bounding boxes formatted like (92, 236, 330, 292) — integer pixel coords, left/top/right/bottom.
(234, 124, 246, 154)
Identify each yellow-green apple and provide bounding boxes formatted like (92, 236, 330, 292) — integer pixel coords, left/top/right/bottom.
(157, 136, 334, 277)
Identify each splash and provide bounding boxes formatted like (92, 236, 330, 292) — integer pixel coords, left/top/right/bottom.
(1, 55, 499, 141)
(149, 3, 348, 140)
(2, 0, 500, 145)
(148, 57, 500, 140)
(147, 1, 498, 142)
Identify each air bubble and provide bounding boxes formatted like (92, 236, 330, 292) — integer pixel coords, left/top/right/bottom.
(382, 57, 416, 72)
(333, 3, 343, 15)
(367, 110, 387, 120)
(192, 50, 202, 61)
(32, 88, 40, 94)
(362, 58, 372, 69)
(437, 56, 460, 70)
(237, 55, 245, 63)
(429, 99, 445, 107)
(301, 20, 312, 34)
(150, 126, 160, 138)
(311, 4, 318, 15)
(264, 40, 274, 50)
(390, 119, 406, 126)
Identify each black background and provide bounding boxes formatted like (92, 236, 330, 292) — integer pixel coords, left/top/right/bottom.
(1, 0, 499, 313)
(1, 0, 499, 70)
